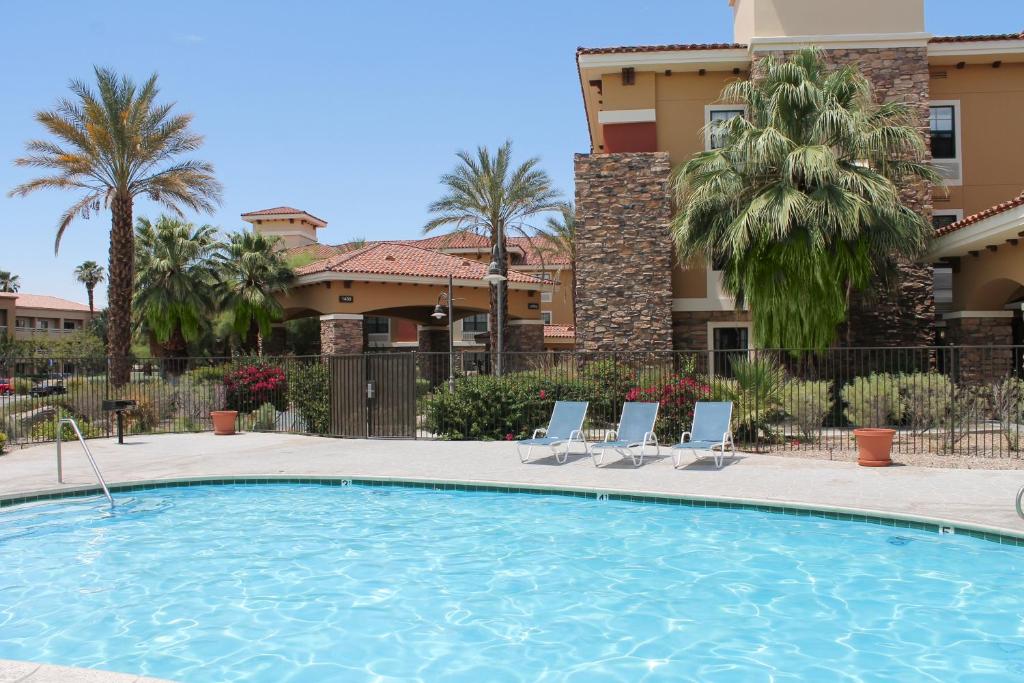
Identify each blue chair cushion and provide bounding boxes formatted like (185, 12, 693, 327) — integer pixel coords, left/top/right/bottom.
(671, 439, 722, 449)
(517, 437, 563, 447)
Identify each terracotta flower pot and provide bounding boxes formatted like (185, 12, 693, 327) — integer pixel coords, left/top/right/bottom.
(853, 428, 895, 467)
(211, 410, 238, 436)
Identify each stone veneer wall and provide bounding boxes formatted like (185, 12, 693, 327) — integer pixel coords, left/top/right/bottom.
(506, 322, 545, 353)
(672, 311, 753, 351)
(944, 315, 1015, 383)
(756, 47, 935, 348)
(574, 152, 675, 352)
(320, 317, 365, 355)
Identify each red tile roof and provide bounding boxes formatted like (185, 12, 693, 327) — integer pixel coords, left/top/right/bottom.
(508, 236, 571, 266)
(577, 43, 746, 55)
(283, 243, 342, 261)
(404, 233, 492, 250)
(295, 242, 544, 284)
(930, 33, 1024, 43)
(241, 206, 328, 225)
(14, 294, 91, 312)
(544, 324, 575, 339)
(935, 192, 1024, 237)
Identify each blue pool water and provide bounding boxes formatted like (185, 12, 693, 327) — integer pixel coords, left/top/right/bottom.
(1, 485, 1023, 682)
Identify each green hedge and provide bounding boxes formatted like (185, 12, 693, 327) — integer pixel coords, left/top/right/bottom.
(288, 362, 330, 434)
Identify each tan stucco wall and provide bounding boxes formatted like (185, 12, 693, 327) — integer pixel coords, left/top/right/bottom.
(540, 270, 574, 326)
(952, 241, 1024, 310)
(731, 0, 924, 43)
(930, 63, 1024, 218)
(655, 71, 739, 165)
(0, 297, 14, 332)
(602, 71, 657, 111)
(252, 219, 319, 249)
(279, 279, 542, 322)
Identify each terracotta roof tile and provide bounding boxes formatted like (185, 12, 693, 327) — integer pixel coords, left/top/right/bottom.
(241, 206, 328, 225)
(14, 294, 91, 312)
(283, 243, 342, 261)
(295, 242, 544, 284)
(577, 43, 745, 55)
(544, 324, 575, 339)
(935, 192, 1024, 237)
(508, 236, 571, 266)
(930, 33, 1024, 43)
(403, 233, 491, 250)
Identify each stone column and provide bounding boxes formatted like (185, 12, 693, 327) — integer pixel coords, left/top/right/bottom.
(320, 314, 365, 355)
(574, 152, 674, 352)
(505, 320, 545, 372)
(943, 312, 1015, 383)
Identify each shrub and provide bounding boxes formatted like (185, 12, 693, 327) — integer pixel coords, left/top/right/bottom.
(188, 363, 235, 384)
(288, 362, 330, 434)
(782, 379, 833, 440)
(990, 377, 1024, 451)
(424, 373, 590, 441)
(125, 398, 160, 433)
(247, 403, 279, 431)
(579, 359, 636, 427)
(0, 431, 7, 454)
(30, 411, 105, 441)
(896, 372, 952, 433)
(626, 375, 711, 441)
(713, 358, 786, 442)
(841, 374, 901, 427)
(12, 378, 33, 394)
(224, 365, 288, 412)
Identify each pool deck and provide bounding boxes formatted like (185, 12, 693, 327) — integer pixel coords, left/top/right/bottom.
(3, 433, 1024, 682)
(2, 432, 1024, 536)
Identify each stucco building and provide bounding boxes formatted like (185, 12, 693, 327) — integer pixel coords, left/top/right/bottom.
(573, 0, 1024, 358)
(0, 293, 93, 341)
(245, 207, 573, 354)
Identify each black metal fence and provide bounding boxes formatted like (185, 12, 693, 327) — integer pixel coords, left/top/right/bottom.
(1, 346, 1023, 458)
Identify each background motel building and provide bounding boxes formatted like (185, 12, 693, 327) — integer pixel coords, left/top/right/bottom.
(573, 0, 1024, 366)
(242, 207, 574, 355)
(0, 293, 93, 340)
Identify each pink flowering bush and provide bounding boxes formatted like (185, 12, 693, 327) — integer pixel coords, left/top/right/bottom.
(626, 375, 711, 441)
(224, 365, 289, 412)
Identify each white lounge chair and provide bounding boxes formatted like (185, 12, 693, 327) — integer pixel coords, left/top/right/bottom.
(516, 401, 589, 464)
(588, 402, 660, 467)
(670, 401, 735, 469)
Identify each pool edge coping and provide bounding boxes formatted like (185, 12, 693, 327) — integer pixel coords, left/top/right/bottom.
(3, 473, 1023, 546)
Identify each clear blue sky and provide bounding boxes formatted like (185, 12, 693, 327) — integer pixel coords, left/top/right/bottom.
(1, 0, 1020, 307)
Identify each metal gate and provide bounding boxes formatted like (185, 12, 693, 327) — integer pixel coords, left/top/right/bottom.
(329, 354, 417, 438)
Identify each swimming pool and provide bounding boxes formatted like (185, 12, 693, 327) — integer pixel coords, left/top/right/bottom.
(1, 483, 1023, 682)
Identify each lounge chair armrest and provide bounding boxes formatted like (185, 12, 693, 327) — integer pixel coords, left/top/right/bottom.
(679, 431, 691, 443)
(643, 431, 658, 445)
(532, 427, 547, 438)
(568, 429, 585, 441)
(604, 430, 617, 442)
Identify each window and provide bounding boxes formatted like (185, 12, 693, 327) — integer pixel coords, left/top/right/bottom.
(710, 325, 749, 378)
(15, 318, 28, 329)
(541, 291, 553, 303)
(705, 107, 744, 150)
(539, 272, 554, 281)
(462, 314, 488, 332)
(63, 320, 77, 331)
(36, 320, 50, 330)
(929, 105, 956, 159)
(931, 210, 962, 231)
(364, 316, 389, 335)
(541, 311, 552, 325)
(929, 102, 962, 184)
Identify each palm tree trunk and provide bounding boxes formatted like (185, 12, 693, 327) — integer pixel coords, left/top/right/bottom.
(87, 286, 95, 315)
(107, 192, 134, 387)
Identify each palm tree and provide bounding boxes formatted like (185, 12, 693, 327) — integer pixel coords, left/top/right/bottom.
(424, 141, 562, 359)
(9, 67, 222, 386)
(672, 48, 938, 350)
(218, 231, 294, 353)
(535, 202, 577, 327)
(73, 260, 105, 314)
(134, 216, 220, 361)
(0, 271, 20, 293)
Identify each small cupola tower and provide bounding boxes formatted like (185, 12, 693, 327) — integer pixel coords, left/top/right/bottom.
(240, 206, 328, 249)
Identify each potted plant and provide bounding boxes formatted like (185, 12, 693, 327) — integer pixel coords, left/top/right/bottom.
(841, 374, 900, 467)
(210, 383, 237, 435)
(210, 410, 238, 435)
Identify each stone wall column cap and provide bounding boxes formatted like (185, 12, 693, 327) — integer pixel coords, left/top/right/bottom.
(417, 325, 448, 332)
(941, 310, 1015, 320)
(509, 319, 545, 326)
(320, 313, 364, 321)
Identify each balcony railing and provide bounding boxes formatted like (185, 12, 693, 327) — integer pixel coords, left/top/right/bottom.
(12, 327, 82, 338)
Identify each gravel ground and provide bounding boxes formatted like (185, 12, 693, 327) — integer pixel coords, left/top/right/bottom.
(757, 446, 1024, 470)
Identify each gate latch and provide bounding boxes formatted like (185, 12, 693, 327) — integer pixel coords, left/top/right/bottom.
(366, 381, 376, 400)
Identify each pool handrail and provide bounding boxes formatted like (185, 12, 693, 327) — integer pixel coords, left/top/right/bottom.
(56, 417, 114, 508)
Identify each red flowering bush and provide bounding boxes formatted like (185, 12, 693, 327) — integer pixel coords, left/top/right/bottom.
(626, 375, 711, 441)
(224, 365, 289, 412)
